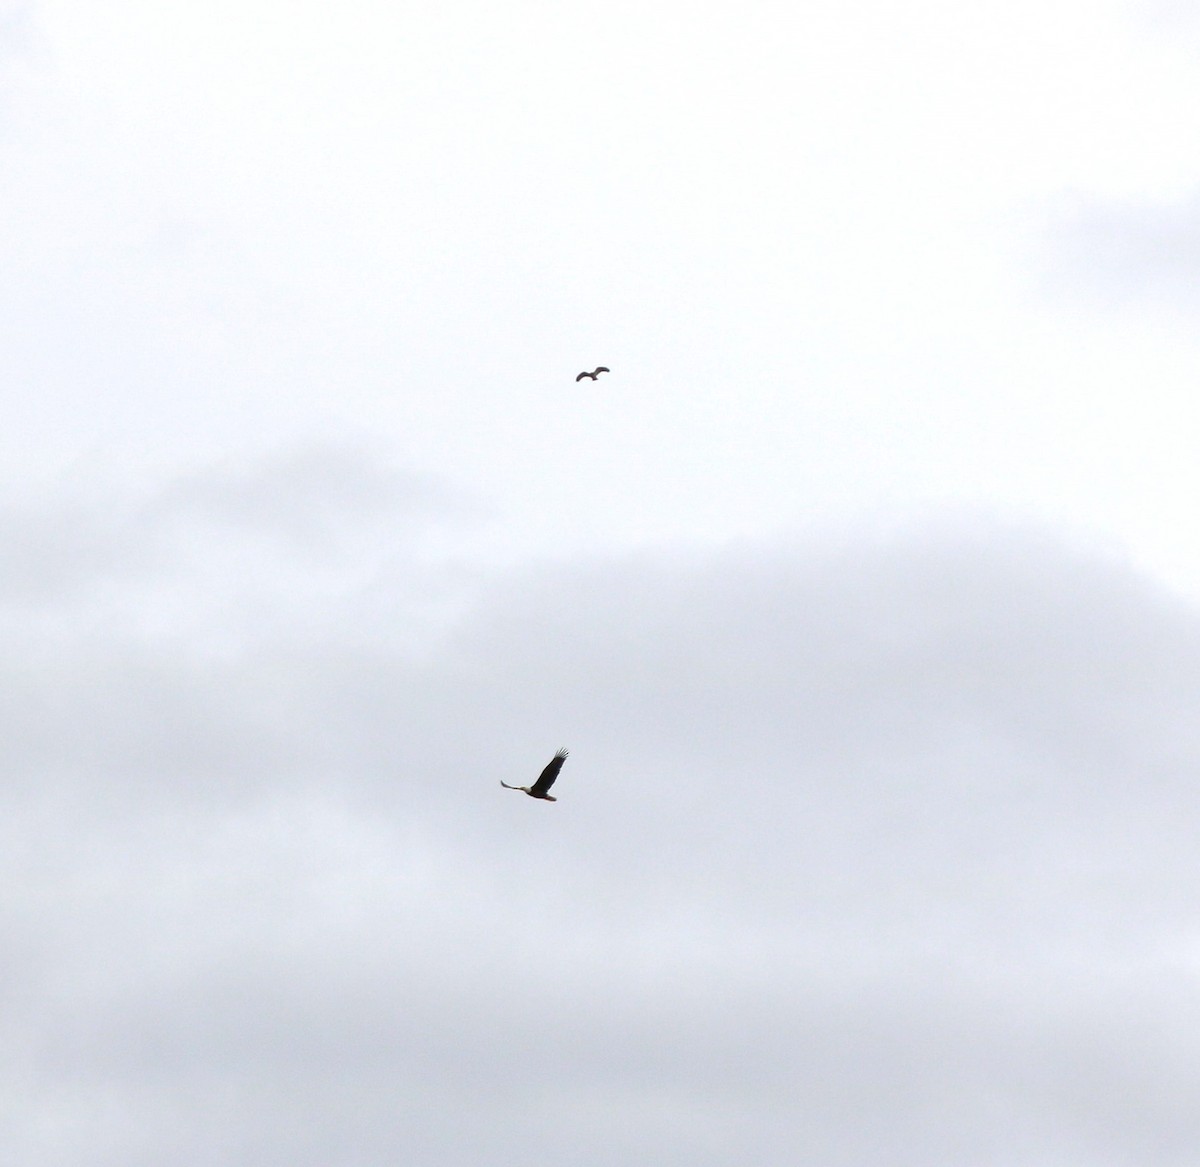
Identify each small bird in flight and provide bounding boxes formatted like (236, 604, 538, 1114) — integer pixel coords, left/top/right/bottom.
(501, 749, 569, 802)
(575, 366, 609, 382)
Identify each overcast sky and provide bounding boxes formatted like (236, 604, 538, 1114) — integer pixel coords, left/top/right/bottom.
(5, 2, 1200, 1164)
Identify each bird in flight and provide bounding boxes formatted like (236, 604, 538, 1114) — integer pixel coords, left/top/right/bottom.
(575, 366, 609, 382)
(501, 749, 569, 802)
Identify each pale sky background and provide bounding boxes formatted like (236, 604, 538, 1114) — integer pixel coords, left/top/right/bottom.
(5, 1, 1200, 1164)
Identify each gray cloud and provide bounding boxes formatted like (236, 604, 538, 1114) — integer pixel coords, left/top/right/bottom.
(1046, 192, 1200, 306)
(0, 445, 483, 678)
(0, 444, 468, 602)
(0, 2, 37, 64)
(2, 460, 1199, 1164)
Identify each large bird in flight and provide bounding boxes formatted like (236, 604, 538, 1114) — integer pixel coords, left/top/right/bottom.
(575, 366, 609, 382)
(501, 749, 569, 801)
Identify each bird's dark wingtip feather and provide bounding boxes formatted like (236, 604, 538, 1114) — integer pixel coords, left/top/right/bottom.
(529, 749, 568, 796)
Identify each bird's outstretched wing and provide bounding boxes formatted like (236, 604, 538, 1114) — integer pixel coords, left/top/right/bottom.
(575, 371, 591, 381)
(529, 749, 568, 796)
(593, 366, 609, 375)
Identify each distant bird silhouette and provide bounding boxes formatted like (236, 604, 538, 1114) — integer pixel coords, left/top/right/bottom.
(501, 749, 568, 802)
(575, 367, 609, 382)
